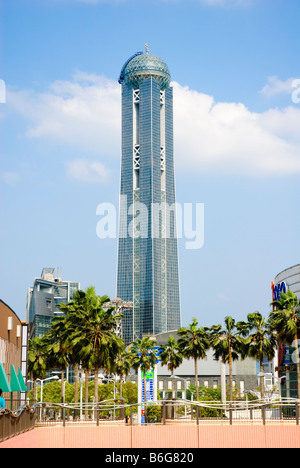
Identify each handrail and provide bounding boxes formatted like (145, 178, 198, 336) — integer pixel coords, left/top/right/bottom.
(0, 404, 35, 442)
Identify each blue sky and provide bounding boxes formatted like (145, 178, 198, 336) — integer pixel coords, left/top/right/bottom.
(0, 0, 299, 328)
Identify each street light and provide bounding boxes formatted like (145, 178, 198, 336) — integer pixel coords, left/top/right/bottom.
(37, 375, 59, 420)
(38, 376, 59, 404)
(79, 372, 105, 420)
(170, 375, 193, 418)
(102, 375, 118, 419)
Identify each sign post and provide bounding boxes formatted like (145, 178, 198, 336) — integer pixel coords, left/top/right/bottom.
(137, 366, 157, 424)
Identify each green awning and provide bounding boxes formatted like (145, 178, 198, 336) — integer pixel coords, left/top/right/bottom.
(17, 367, 28, 391)
(0, 362, 11, 392)
(10, 364, 22, 392)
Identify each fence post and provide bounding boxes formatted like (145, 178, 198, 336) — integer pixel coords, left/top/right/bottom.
(295, 403, 299, 426)
(162, 402, 166, 425)
(262, 406, 266, 425)
(96, 405, 99, 427)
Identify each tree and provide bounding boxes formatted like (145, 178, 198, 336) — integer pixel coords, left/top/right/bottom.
(68, 292, 124, 405)
(58, 287, 101, 416)
(27, 337, 47, 404)
(57, 289, 88, 413)
(130, 336, 158, 419)
(239, 312, 277, 400)
(42, 316, 70, 402)
(115, 350, 132, 400)
(269, 290, 300, 398)
(177, 318, 209, 401)
(160, 335, 183, 399)
(210, 316, 245, 402)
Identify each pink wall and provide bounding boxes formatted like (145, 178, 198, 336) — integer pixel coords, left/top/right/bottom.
(1, 425, 300, 448)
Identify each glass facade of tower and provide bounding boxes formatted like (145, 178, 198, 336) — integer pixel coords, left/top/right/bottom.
(117, 52, 181, 345)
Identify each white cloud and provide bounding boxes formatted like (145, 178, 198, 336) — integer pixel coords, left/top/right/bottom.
(7, 73, 121, 156)
(0, 171, 21, 185)
(6, 73, 300, 178)
(172, 82, 300, 176)
(260, 76, 296, 98)
(65, 159, 110, 183)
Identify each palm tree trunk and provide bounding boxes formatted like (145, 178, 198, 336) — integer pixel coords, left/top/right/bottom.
(120, 372, 123, 399)
(94, 367, 99, 405)
(85, 369, 89, 420)
(74, 363, 79, 407)
(61, 370, 65, 403)
(260, 358, 265, 401)
(229, 346, 233, 402)
(32, 378, 36, 406)
(171, 369, 175, 400)
(194, 358, 199, 401)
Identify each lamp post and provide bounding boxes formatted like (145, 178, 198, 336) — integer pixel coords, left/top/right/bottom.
(37, 375, 59, 420)
(102, 375, 117, 419)
(170, 375, 193, 418)
(80, 373, 105, 420)
(39, 376, 59, 404)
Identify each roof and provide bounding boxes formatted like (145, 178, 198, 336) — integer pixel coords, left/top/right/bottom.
(119, 52, 171, 90)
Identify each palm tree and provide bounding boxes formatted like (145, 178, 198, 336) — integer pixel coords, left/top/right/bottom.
(57, 290, 85, 411)
(58, 289, 95, 415)
(239, 312, 277, 400)
(210, 316, 245, 402)
(160, 335, 183, 399)
(69, 293, 124, 404)
(42, 316, 70, 402)
(59, 287, 124, 406)
(27, 337, 47, 404)
(177, 318, 209, 401)
(130, 336, 158, 421)
(115, 350, 132, 400)
(269, 290, 300, 398)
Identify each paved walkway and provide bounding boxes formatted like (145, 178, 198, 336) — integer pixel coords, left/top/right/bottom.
(1, 424, 300, 448)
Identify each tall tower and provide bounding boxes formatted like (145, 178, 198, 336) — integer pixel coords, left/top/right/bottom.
(117, 49, 181, 345)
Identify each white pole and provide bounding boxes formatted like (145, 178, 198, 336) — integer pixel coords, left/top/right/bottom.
(138, 368, 141, 424)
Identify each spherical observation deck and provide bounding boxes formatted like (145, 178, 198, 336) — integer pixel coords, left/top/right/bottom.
(119, 52, 171, 90)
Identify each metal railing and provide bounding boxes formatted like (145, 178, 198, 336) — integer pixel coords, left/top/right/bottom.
(30, 397, 300, 427)
(0, 406, 36, 442)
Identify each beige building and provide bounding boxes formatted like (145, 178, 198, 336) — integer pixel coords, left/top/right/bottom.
(0, 300, 28, 405)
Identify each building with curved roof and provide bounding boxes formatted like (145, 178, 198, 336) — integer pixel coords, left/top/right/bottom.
(273, 264, 300, 399)
(116, 49, 181, 345)
(119, 52, 171, 90)
(0, 300, 28, 407)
